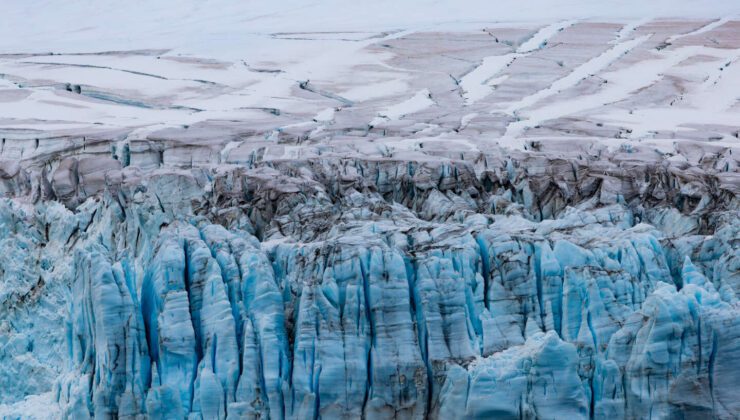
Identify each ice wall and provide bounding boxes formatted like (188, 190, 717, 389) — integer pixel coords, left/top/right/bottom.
(1, 149, 738, 419)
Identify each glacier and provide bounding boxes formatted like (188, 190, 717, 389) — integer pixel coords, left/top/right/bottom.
(0, 5, 739, 419)
(1, 145, 738, 419)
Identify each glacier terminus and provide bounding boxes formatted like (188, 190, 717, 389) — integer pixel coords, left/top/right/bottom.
(0, 1, 739, 419)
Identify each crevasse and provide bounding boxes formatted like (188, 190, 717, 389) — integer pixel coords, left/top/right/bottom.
(0, 152, 738, 419)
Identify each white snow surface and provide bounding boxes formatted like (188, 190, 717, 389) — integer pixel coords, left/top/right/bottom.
(2, 1, 738, 56)
(0, 1, 738, 153)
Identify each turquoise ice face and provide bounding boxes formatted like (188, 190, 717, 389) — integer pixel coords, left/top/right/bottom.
(1, 152, 737, 420)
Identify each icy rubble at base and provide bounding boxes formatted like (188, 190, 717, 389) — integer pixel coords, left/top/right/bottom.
(0, 393, 60, 420)
(0, 150, 738, 419)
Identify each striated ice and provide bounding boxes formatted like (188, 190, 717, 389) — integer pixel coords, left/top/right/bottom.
(1, 142, 738, 419)
(437, 331, 588, 419)
(0, 11, 739, 420)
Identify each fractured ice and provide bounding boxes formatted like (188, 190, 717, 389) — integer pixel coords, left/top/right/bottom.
(0, 143, 738, 419)
(1, 15, 740, 420)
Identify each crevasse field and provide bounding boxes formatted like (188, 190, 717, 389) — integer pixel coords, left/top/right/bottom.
(0, 1, 739, 419)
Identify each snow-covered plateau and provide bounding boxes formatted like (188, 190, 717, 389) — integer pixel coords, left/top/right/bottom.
(0, 1, 739, 419)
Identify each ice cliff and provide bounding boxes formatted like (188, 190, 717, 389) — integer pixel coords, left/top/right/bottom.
(1, 12, 739, 419)
(1, 141, 738, 419)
